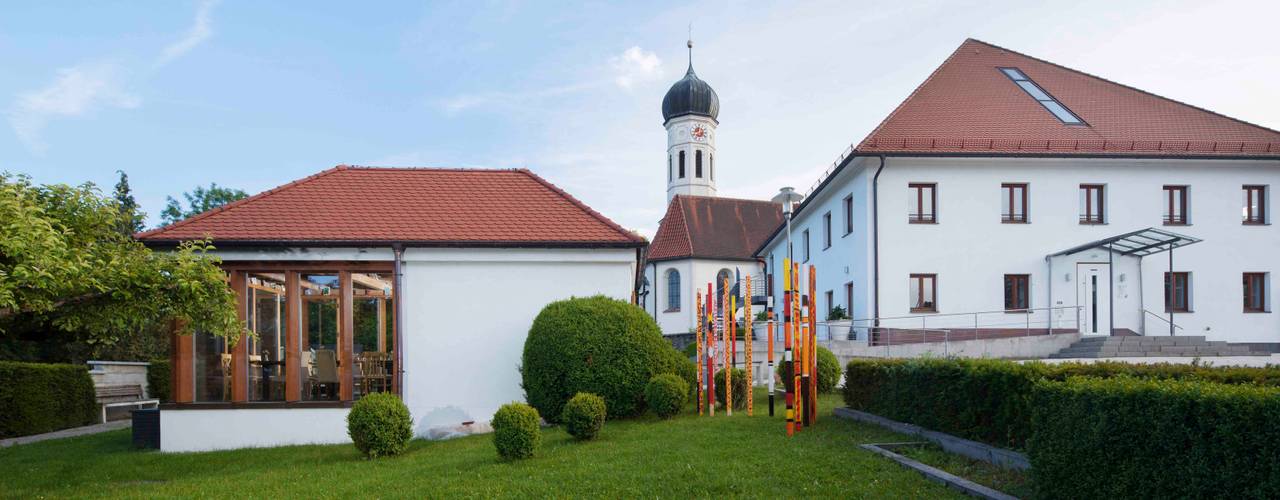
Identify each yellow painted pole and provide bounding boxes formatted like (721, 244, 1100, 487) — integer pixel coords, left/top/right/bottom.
(809, 264, 818, 425)
(794, 261, 803, 432)
(783, 259, 793, 436)
(745, 279, 753, 417)
(723, 276, 731, 416)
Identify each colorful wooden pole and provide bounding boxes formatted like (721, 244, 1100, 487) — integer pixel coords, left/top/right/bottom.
(696, 291, 704, 416)
(745, 278, 753, 417)
(783, 258, 794, 436)
(793, 261, 803, 432)
(767, 273, 775, 417)
(723, 276, 731, 416)
(809, 264, 819, 425)
(706, 283, 715, 417)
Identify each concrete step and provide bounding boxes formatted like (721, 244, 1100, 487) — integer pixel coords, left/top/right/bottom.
(1049, 335, 1263, 359)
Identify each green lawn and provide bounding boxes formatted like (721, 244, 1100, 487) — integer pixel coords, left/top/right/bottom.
(895, 443, 1033, 498)
(0, 391, 960, 498)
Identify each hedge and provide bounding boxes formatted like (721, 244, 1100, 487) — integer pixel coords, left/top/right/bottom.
(0, 361, 97, 438)
(1029, 376, 1280, 498)
(842, 358, 1280, 449)
(147, 359, 171, 402)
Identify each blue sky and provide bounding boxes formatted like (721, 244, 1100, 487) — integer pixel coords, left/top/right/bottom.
(5, 0, 1279, 236)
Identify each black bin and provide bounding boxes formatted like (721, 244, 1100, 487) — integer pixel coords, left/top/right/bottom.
(132, 408, 160, 449)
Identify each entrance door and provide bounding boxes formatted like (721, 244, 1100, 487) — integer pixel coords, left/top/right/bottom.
(1076, 263, 1111, 336)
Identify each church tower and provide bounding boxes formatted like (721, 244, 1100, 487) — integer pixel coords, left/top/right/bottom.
(662, 40, 720, 203)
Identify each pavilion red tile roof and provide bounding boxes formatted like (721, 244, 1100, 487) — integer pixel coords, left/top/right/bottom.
(647, 195, 783, 262)
(136, 165, 646, 247)
(856, 39, 1280, 157)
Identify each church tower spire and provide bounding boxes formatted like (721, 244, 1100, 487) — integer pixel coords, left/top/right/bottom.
(662, 38, 720, 203)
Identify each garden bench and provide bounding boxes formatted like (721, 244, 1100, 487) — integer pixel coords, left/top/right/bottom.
(94, 384, 159, 423)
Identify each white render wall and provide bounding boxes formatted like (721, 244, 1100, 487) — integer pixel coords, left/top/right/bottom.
(161, 408, 350, 452)
(643, 257, 758, 334)
(762, 156, 1279, 343)
(666, 114, 718, 202)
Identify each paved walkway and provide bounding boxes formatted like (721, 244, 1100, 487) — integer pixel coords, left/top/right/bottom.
(0, 420, 130, 448)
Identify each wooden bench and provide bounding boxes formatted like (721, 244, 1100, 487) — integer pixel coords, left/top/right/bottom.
(95, 384, 159, 423)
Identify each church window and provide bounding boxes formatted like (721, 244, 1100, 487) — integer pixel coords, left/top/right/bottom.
(710, 154, 714, 181)
(696, 150, 703, 178)
(665, 269, 681, 311)
(668, 155, 672, 182)
(715, 269, 732, 305)
(678, 151, 686, 179)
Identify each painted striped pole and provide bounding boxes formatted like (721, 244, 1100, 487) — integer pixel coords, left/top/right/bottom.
(695, 291, 704, 416)
(783, 258, 794, 436)
(745, 278, 753, 417)
(809, 264, 819, 425)
(793, 261, 804, 432)
(723, 276, 731, 416)
(767, 270, 775, 417)
(707, 283, 715, 417)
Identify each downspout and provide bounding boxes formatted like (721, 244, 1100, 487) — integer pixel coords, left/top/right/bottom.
(633, 247, 643, 305)
(392, 244, 405, 396)
(1045, 254, 1053, 334)
(871, 155, 886, 327)
(651, 262, 659, 321)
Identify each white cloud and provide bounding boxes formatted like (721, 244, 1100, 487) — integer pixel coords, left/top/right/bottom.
(610, 46, 663, 89)
(155, 0, 219, 68)
(9, 62, 140, 153)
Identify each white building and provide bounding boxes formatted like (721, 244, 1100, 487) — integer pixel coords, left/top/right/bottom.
(139, 166, 645, 451)
(757, 39, 1279, 346)
(641, 42, 782, 334)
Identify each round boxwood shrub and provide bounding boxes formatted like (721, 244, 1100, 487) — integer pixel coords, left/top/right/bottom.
(561, 392, 606, 440)
(713, 367, 749, 410)
(775, 346, 842, 393)
(492, 402, 541, 460)
(346, 393, 413, 458)
(646, 373, 689, 419)
(522, 295, 685, 421)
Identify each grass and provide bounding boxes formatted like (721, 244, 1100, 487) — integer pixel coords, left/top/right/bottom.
(0, 390, 962, 499)
(894, 443, 1034, 498)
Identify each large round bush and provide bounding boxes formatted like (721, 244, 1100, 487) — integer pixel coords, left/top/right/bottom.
(713, 367, 749, 410)
(561, 392, 606, 441)
(522, 295, 687, 421)
(492, 402, 541, 460)
(775, 346, 842, 393)
(346, 393, 413, 458)
(646, 373, 689, 419)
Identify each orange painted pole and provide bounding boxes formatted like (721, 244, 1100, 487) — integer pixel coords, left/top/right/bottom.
(723, 276, 732, 416)
(767, 270, 775, 417)
(707, 283, 715, 417)
(809, 265, 818, 425)
(696, 291, 704, 416)
(783, 259, 794, 436)
(745, 278, 753, 417)
(793, 262, 803, 432)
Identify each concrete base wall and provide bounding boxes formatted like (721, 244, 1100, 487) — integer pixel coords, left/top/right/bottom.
(160, 408, 350, 452)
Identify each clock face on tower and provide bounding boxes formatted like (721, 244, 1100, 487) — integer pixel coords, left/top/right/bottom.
(690, 124, 707, 142)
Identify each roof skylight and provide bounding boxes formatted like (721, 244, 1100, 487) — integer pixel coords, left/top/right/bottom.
(999, 67, 1084, 125)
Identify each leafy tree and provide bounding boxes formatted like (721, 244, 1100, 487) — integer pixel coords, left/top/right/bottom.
(113, 170, 145, 235)
(160, 183, 248, 226)
(0, 173, 242, 348)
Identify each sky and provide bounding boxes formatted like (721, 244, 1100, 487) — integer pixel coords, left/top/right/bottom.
(4, 0, 1279, 237)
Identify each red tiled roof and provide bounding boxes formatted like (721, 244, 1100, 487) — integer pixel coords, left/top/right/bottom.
(857, 39, 1280, 157)
(136, 165, 646, 247)
(647, 195, 783, 262)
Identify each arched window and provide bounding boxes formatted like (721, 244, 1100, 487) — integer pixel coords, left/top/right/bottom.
(668, 155, 672, 182)
(666, 269, 681, 311)
(695, 150, 703, 178)
(715, 268, 732, 306)
(710, 154, 714, 181)
(678, 151, 685, 179)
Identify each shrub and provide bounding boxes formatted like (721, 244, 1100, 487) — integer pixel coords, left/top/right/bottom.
(713, 367, 748, 410)
(775, 346, 841, 393)
(146, 359, 171, 402)
(841, 358, 1280, 450)
(346, 393, 413, 458)
(668, 350, 698, 399)
(1029, 377, 1280, 498)
(681, 341, 697, 358)
(0, 361, 96, 438)
(521, 295, 682, 421)
(561, 393, 606, 440)
(645, 374, 688, 419)
(492, 402, 541, 460)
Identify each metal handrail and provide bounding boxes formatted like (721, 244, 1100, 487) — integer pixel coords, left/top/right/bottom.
(1142, 309, 1183, 336)
(848, 305, 1082, 324)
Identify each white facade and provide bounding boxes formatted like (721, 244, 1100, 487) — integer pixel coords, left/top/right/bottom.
(760, 156, 1280, 344)
(642, 257, 756, 334)
(666, 114, 718, 202)
(160, 246, 637, 452)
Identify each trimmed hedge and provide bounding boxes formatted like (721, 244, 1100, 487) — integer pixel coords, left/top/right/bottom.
(713, 367, 748, 410)
(561, 392, 606, 441)
(1029, 376, 1280, 498)
(645, 373, 688, 419)
(842, 358, 1280, 449)
(0, 361, 97, 438)
(346, 393, 413, 458)
(521, 295, 687, 421)
(492, 402, 541, 460)
(147, 359, 171, 402)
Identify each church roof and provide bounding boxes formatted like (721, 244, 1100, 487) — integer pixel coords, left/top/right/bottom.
(662, 64, 720, 123)
(856, 39, 1280, 157)
(136, 165, 646, 247)
(647, 195, 782, 262)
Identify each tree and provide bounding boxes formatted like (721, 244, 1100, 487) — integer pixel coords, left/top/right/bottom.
(113, 170, 145, 235)
(0, 173, 242, 347)
(160, 183, 248, 226)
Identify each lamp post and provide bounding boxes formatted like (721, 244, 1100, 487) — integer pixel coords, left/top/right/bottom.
(774, 187, 803, 424)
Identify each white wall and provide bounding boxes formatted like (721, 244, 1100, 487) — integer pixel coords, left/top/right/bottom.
(643, 257, 759, 334)
(666, 115, 718, 202)
(161, 408, 350, 452)
(400, 247, 636, 436)
(761, 156, 1279, 343)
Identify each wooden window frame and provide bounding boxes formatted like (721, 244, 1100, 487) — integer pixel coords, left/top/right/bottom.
(842, 194, 853, 235)
(1243, 272, 1267, 313)
(1003, 274, 1030, 311)
(822, 212, 832, 249)
(825, 290, 834, 317)
(1164, 272, 1190, 313)
(802, 229, 811, 263)
(1243, 185, 1267, 225)
(908, 183, 937, 223)
(1163, 185, 1189, 225)
(909, 273, 937, 313)
(1001, 183, 1029, 223)
(1080, 184, 1105, 224)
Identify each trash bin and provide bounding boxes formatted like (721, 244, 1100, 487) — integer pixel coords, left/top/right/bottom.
(132, 408, 160, 449)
